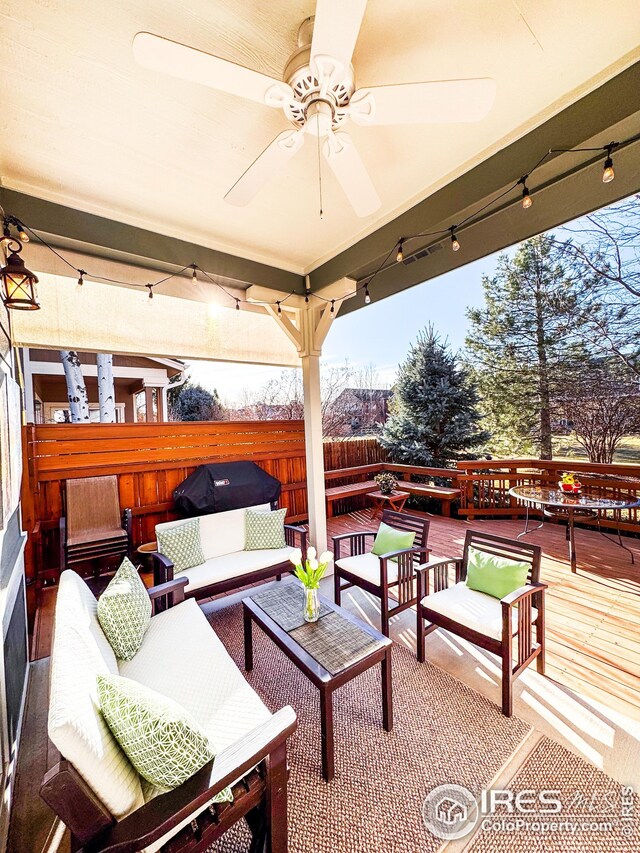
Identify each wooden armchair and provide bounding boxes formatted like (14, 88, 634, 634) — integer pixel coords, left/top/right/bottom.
(416, 530, 547, 716)
(333, 510, 430, 636)
(60, 475, 131, 578)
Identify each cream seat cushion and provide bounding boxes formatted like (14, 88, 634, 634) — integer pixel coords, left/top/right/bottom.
(177, 547, 294, 593)
(421, 581, 538, 641)
(48, 571, 144, 818)
(335, 552, 399, 586)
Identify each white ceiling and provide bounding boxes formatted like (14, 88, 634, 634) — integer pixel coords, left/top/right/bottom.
(2, 1, 639, 274)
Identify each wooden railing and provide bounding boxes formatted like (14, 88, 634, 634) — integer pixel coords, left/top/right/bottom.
(21, 420, 307, 595)
(456, 458, 640, 533)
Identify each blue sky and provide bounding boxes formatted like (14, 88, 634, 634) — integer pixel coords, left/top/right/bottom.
(188, 249, 503, 404)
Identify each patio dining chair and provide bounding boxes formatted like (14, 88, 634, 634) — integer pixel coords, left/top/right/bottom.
(416, 530, 547, 716)
(60, 475, 132, 579)
(333, 510, 430, 636)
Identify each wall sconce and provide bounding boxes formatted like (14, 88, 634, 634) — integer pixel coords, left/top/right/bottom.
(0, 239, 40, 310)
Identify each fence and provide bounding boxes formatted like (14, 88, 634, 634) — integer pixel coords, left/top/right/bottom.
(323, 437, 387, 470)
(21, 420, 307, 592)
(457, 458, 640, 533)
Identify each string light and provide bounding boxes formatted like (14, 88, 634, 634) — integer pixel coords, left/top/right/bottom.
(519, 176, 533, 209)
(4, 133, 634, 317)
(602, 143, 615, 183)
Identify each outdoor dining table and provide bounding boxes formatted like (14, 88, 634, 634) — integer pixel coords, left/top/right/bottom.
(509, 485, 640, 573)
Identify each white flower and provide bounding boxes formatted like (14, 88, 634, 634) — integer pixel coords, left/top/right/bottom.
(288, 548, 302, 566)
(319, 550, 333, 565)
(307, 545, 316, 560)
(308, 557, 319, 571)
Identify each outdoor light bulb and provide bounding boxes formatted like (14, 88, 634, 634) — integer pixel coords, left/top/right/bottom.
(191, 265, 198, 283)
(277, 301, 282, 315)
(235, 299, 240, 311)
(364, 287, 371, 305)
(18, 228, 29, 243)
(77, 272, 84, 287)
(451, 233, 460, 252)
(521, 187, 533, 209)
(305, 294, 309, 303)
(602, 157, 615, 183)
(396, 242, 404, 263)
(330, 300, 335, 315)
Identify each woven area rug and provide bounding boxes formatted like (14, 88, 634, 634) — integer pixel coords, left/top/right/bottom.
(206, 602, 531, 853)
(467, 737, 639, 853)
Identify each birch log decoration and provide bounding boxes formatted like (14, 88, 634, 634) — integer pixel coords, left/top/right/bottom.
(59, 350, 90, 422)
(97, 353, 116, 422)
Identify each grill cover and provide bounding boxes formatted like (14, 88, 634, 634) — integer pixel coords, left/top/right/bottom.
(173, 461, 282, 517)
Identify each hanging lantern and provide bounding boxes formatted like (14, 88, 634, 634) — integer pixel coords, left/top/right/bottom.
(0, 239, 40, 310)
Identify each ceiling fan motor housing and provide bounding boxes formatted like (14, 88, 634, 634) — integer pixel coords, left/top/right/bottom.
(282, 16, 355, 131)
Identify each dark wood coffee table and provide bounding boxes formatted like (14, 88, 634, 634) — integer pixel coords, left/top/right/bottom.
(243, 580, 393, 782)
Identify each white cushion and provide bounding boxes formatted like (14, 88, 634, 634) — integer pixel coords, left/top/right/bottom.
(48, 572, 144, 818)
(335, 552, 398, 586)
(421, 581, 538, 641)
(177, 546, 294, 593)
(121, 599, 274, 853)
(155, 504, 271, 561)
(119, 599, 271, 752)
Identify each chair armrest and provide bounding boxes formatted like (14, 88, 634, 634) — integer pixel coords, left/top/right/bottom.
(416, 557, 462, 599)
(332, 531, 376, 560)
(378, 545, 431, 562)
(121, 509, 133, 559)
(500, 581, 548, 609)
(151, 551, 174, 586)
(284, 524, 308, 558)
(87, 706, 298, 853)
(147, 577, 188, 612)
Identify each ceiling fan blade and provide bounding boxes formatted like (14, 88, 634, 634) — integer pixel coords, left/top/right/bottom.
(349, 78, 496, 125)
(322, 132, 380, 218)
(224, 129, 306, 206)
(311, 0, 368, 79)
(133, 32, 294, 107)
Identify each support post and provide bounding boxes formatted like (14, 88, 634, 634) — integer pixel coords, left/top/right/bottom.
(302, 352, 326, 553)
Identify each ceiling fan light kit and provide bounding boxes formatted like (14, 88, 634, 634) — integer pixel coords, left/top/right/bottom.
(133, 0, 496, 218)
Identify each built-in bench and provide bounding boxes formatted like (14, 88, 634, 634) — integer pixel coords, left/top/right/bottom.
(324, 462, 461, 518)
(394, 481, 460, 517)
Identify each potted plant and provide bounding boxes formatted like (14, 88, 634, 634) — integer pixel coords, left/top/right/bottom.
(374, 471, 398, 496)
(289, 546, 332, 622)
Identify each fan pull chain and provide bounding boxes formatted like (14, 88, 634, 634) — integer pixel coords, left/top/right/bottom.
(316, 112, 324, 220)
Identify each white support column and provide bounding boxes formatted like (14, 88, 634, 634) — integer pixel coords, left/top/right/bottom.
(246, 277, 356, 562)
(301, 352, 326, 552)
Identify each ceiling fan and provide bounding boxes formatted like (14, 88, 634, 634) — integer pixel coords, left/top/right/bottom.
(133, 0, 495, 218)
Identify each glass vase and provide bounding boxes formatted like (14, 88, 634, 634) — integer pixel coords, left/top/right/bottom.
(303, 587, 320, 622)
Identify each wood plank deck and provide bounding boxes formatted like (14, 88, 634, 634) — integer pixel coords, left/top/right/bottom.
(327, 510, 640, 722)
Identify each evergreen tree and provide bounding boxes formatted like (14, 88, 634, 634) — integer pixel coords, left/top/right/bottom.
(169, 382, 225, 421)
(466, 235, 583, 459)
(380, 326, 488, 466)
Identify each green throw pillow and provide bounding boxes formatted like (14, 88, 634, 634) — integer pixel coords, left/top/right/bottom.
(97, 557, 151, 661)
(97, 673, 232, 801)
(157, 518, 205, 573)
(245, 508, 287, 551)
(371, 521, 416, 562)
(465, 546, 530, 600)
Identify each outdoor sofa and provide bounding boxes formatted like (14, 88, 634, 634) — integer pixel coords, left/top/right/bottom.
(41, 569, 297, 852)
